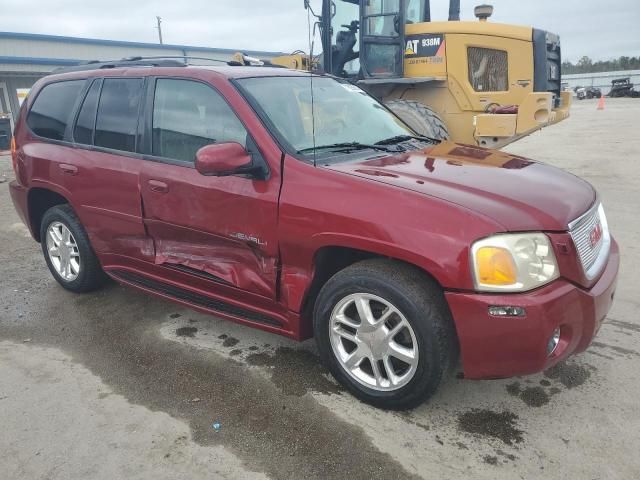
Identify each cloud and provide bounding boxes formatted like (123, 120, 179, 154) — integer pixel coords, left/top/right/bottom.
(0, 0, 638, 61)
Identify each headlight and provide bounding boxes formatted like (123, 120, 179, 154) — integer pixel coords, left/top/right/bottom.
(471, 233, 559, 292)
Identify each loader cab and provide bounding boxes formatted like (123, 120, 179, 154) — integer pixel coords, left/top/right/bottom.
(317, 0, 453, 79)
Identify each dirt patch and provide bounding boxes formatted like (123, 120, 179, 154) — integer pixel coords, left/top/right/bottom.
(229, 349, 242, 356)
(506, 382, 551, 407)
(607, 318, 640, 334)
(169, 313, 181, 319)
(483, 455, 499, 465)
(591, 341, 639, 358)
(457, 409, 524, 446)
(246, 347, 343, 396)
(222, 336, 239, 348)
(544, 361, 592, 388)
(175, 326, 198, 338)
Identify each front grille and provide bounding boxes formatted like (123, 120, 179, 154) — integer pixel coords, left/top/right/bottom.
(569, 202, 610, 279)
(468, 47, 508, 92)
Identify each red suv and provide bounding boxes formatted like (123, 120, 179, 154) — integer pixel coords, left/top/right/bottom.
(9, 60, 619, 409)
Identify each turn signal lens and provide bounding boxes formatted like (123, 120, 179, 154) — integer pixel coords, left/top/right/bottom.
(471, 233, 560, 292)
(475, 247, 517, 285)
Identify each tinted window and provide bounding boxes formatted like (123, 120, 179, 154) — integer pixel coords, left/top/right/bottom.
(95, 78, 143, 152)
(73, 80, 101, 145)
(27, 80, 84, 140)
(152, 79, 247, 163)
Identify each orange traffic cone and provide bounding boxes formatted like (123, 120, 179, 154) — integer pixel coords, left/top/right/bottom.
(597, 94, 605, 110)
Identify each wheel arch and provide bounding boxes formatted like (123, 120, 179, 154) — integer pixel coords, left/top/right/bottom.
(298, 241, 452, 340)
(27, 187, 71, 242)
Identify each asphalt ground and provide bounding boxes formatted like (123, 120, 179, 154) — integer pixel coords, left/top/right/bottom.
(1, 97, 639, 479)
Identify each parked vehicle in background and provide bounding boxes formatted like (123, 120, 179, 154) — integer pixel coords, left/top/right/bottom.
(9, 59, 619, 409)
(574, 85, 602, 100)
(608, 77, 639, 98)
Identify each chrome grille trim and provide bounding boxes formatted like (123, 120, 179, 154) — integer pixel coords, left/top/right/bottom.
(568, 201, 611, 281)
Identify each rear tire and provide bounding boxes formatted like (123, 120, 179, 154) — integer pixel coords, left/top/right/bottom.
(40, 204, 107, 293)
(385, 99, 450, 141)
(313, 259, 458, 410)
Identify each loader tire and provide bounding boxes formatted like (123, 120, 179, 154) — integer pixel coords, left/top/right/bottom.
(384, 100, 450, 141)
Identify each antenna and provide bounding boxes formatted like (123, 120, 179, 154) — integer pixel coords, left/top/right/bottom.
(306, 2, 317, 167)
(156, 16, 163, 44)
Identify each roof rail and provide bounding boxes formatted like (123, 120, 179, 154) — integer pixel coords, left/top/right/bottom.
(51, 55, 236, 74)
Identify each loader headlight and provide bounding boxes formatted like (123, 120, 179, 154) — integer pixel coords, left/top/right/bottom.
(471, 233, 559, 292)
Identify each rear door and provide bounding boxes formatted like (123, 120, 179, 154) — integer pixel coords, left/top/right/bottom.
(138, 77, 280, 299)
(359, 0, 406, 78)
(67, 76, 153, 262)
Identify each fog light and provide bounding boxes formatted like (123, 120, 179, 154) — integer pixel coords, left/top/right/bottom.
(547, 327, 561, 356)
(488, 305, 526, 317)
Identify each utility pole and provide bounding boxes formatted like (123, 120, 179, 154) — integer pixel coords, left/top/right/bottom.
(156, 16, 163, 44)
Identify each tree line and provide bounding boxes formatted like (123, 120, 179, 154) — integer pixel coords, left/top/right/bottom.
(562, 56, 640, 74)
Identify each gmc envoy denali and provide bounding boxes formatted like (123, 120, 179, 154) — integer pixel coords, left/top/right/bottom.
(9, 60, 619, 409)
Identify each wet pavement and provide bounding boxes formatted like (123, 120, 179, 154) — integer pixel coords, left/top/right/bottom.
(1, 99, 640, 479)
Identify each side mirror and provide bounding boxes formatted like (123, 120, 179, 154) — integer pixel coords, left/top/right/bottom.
(303, 0, 309, 9)
(195, 142, 256, 177)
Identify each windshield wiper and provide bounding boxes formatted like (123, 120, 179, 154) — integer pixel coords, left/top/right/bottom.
(297, 142, 400, 154)
(374, 134, 438, 146)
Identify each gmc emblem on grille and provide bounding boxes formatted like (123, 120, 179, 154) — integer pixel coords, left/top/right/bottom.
(590, 222, 603, 247)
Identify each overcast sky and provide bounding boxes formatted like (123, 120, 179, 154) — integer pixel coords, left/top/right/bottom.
(1, 0, 639, 62)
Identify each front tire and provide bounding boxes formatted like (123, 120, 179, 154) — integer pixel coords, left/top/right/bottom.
(40, 204, 106, 293)
(385, 99, 450, 141)
(313, 259, 458, 409)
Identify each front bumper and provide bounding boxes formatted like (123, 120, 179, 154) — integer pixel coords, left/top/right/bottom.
(445, 239, 619, 379)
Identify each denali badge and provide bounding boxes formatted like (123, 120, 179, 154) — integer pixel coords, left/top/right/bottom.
(589, 222, 603, 248)
(230, 232, 267, 246)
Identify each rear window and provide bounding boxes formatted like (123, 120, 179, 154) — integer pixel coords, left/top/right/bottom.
(73, 80, 101, 145)
(94, 78, 143, 152)
(27, 80, 84, 140)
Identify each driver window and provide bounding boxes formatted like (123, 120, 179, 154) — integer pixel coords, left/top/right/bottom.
(364, 0, 401, 36)
(152, 79, 247, 163)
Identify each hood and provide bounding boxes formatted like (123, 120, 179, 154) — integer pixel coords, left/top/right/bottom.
(324, 142, 595, 231)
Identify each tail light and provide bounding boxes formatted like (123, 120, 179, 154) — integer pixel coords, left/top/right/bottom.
(10, 135, 18, 176)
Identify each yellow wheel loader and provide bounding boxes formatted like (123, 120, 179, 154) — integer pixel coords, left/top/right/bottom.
(252, 1, 571, 149)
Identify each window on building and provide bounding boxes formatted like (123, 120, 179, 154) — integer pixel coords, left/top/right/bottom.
(95, 78, 143, 152)
(27, 80, 84, 140)
(152, 79, 247, 163)
(73, 80, 101, 145)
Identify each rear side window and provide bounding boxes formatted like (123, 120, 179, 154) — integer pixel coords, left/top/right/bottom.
(95, 78, 143, 152)
(73, 80, 101, 145)
(27, 80, 84, 140)
(152, 79, 247, 163)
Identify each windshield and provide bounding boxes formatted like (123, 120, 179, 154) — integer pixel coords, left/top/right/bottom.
(236, 76, 414, 157)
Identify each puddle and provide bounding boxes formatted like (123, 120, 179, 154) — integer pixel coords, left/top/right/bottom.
(457, 409, 524, 446)
(544, 361, 592, 388)
(176, 326, 198, 338)
(222, 337, 239, 348)
(246, 347, 343, 396)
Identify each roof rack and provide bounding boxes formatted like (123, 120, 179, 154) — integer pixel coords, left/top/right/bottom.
(51, 55, 235, 74)
(51, 54, 286, 74)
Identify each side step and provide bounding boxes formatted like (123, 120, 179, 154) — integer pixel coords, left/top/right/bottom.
(110, 269, 282, 327)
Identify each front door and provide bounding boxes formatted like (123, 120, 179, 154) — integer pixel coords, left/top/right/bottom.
(139, 78, 280, 299)
(359, 0, 406, 78)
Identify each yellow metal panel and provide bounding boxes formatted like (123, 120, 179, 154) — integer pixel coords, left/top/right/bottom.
(475, 114, 517, 137)
(405, 21, 533, 42)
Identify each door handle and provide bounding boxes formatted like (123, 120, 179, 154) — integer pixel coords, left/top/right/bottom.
(148, 179, 169, 193)
(59, 164, 78, 175)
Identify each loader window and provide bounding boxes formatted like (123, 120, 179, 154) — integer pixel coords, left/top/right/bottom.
(468, 47, 509, 92)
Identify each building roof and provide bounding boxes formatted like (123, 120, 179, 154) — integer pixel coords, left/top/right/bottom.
(0, 31, 285, 58)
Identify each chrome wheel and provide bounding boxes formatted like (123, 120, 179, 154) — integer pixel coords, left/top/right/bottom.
(46, 221, 80, 282)
(329, 293, 419, 392)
